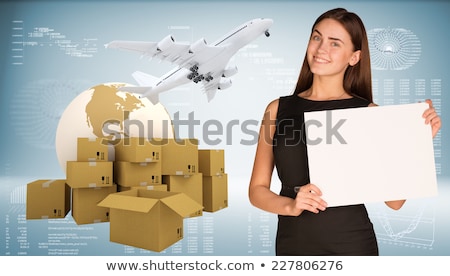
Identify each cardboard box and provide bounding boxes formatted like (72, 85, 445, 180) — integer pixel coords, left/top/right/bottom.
(26, 179, 70, 219)
(66, 161, 113, 188)
(203, 174, 228, 212)
(98, 189, 203, 252)
(114, 161, 161, 187)
(72, 185, 117, 225)
(162, 173, 203, 206)
(118, 184, 168, 192)
(114, 137, 161, 163)
(160, 138, 198, 175)
(198, 149, 225, 176)
(77, 137, 109, 162)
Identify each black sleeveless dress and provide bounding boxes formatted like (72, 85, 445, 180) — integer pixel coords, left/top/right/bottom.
(273, 94, 379, 256)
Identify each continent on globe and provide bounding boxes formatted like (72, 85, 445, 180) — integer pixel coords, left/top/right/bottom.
(56, 82, 174, 174)
(85, 84, 145, 140)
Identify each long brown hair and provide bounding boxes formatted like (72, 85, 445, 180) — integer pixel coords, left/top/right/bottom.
(293, 8, 373, 102)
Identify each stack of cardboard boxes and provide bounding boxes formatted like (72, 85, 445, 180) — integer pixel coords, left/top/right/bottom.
(161, 138, 203, 214)
(66, 138, 117, 225)
(114, 137, 164, 191)
(26, 136, 228, 252)
(101, 137, 204, 252)
(199, 149, 228, 212)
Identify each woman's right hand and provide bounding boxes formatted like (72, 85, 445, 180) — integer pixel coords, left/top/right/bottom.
(290, 183, 328, 216)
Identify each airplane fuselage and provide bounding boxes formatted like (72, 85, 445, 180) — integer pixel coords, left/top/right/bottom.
(109, 18, 273, 103)
(150, 18, 273, 94)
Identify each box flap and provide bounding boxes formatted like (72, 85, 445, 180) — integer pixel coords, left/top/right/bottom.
(97, 192, 158, 213)
(160, 193, 203, 218)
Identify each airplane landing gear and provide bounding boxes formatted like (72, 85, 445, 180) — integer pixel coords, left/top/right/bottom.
(187, 64, 213, 83)
(190, 65, 199, 72)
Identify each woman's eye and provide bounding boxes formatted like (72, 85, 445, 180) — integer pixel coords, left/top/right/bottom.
(331, 42, 340, 47)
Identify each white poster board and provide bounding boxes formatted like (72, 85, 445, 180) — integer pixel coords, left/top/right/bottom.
(304, 102, 438, 207)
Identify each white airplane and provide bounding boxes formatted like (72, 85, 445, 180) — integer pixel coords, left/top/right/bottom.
(106, 18, 273, 104)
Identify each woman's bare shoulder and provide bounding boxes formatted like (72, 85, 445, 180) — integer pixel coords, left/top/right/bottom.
(263, 98, 280, 119)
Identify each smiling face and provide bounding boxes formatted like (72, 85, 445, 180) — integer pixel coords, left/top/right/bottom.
(306, 18, 361, 79)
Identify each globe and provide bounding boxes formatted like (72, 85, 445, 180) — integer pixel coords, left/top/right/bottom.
(55, 82, 174, 173)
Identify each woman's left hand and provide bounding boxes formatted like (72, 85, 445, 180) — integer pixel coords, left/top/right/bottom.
(423, 99, 441, 138)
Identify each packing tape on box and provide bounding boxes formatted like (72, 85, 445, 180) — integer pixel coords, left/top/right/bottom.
(88, 137, 96, 142)
(89, 162, 97, 166)
(145, 158, 153, 162)
(42, 180, 55, 188)
(88, 183, 97, 188)
(139, 182, 148, 186)
(139, 163, 148, 167)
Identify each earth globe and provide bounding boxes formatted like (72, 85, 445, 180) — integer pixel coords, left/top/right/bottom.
(55, 82, 174, 173)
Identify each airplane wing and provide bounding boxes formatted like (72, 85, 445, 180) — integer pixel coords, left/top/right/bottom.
(106, 41, 157, 55)
(106, 35, 226, 70)
(203, 81, 218, 102)
(201, 72, 233, 102)
(107, 36, 190, 64)
(108, 35, 234, 103)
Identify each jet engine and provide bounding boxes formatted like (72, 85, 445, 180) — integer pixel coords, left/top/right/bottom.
(218, 79, 232, 90)
(222, 65, 238, 78)
(189, 38, 207, 54)
(156, 35, 175, 51)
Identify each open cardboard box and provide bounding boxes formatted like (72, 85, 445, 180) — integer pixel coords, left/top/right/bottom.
(98, 189, 203, 252)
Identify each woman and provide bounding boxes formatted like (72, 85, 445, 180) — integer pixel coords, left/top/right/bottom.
(248, 8, 441, 255)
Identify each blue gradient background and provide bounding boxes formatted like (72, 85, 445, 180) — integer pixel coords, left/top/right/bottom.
(0, 0, 448, 256)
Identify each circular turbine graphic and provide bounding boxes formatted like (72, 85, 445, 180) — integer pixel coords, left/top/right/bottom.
(368, 28, 421, 71)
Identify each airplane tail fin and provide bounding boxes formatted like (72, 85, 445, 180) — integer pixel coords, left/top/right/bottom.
(120, 86, 160, 105)
(119, 71, 161, 105)
(143, 90, 160, 105)
(132, 70, 159, 87)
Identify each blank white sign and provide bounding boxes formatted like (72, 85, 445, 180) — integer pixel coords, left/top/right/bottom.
(304, 102, 438, 207)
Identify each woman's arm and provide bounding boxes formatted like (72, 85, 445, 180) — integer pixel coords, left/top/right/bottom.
(248, 99, 327, 216)
(384, 200, 406, 210)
